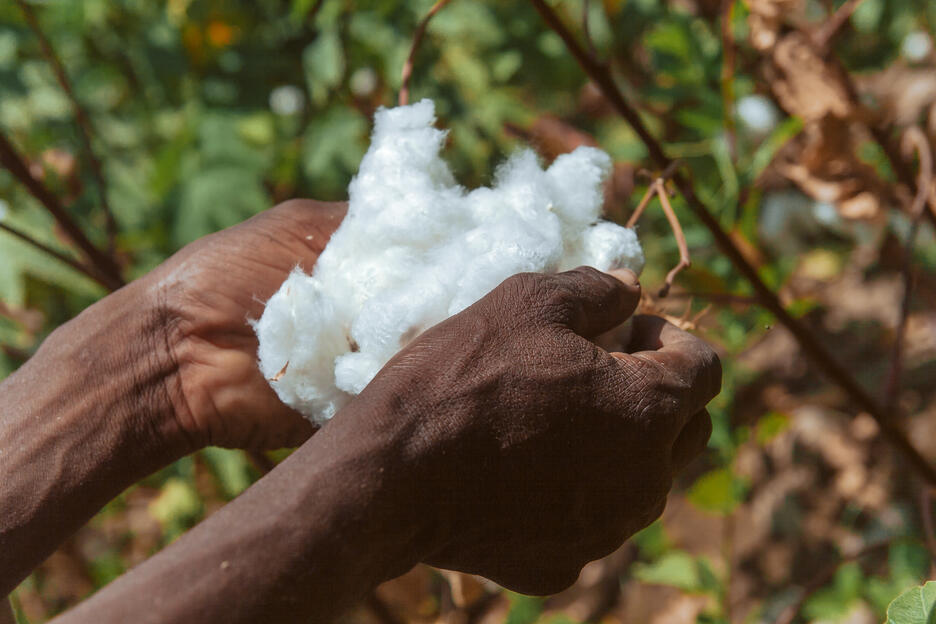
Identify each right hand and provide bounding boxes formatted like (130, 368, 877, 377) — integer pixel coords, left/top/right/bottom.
(344, 267, 721, 595)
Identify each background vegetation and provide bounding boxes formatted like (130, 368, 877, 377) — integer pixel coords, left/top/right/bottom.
(2, 0, 936, 622)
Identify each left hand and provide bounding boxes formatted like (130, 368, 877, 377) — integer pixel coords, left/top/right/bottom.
(144, 199, 346, 450)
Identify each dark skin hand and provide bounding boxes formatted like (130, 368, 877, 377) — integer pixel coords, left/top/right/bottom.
(152, 198, 347, 449)
(0, 200, 720, 621)
(0, 199, 343, 594)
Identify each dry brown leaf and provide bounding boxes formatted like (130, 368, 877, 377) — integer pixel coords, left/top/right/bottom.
(766, 32, 853, 122)
(747, 0, 804, 51)
(774, 117, 889, 219)
(857, 64, 936, 128)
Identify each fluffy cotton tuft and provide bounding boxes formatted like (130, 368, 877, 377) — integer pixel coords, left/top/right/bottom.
(254, 100, 643, 424)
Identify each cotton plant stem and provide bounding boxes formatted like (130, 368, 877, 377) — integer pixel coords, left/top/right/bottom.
(884, 128, 933, 413)
(626, 179, 691, 297)
(812, 0, 866, 51)
(655, 184, 691, 297)
(625, 182, 659, 228)
(582, 0, 599, 60)
(720, 0, 738, 162)
(529, 0, 936, 486)
(0, 222, 112, 290)
(0, 132, 124, 291)
(399, 0, 454, 106)
(15, 0, 118, 253)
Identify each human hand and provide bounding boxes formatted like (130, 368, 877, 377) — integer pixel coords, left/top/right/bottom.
(146, 199, 346, 450)
(341, 267, 720, 594)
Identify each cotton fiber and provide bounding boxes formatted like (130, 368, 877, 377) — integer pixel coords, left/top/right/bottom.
(254, 100, 644, 424)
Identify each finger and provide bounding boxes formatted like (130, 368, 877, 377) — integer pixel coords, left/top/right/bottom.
(610, 316, 721, 437)
(549, 266, 641, 338)
(671, 409, 712, 473)
(629, 315, 721, 409)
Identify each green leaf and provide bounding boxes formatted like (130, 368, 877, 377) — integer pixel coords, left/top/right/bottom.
(201, 447, 254, 499)
(632, 521, 670, 559)
(755, 411, 790, 445)
(302, 106, 367, 195)
(148, 477, 202, 538)
(174, 166, 269, 245)
(633, 550, 700, 591)
(886, 581, 936, 624)
(303, 28, 344, 106)
(687, 468, 747, 515)
(804, 563, 864, 621)
(748, 116, 803, 182)
(505, 593, 544, 624)
(852, 0, 885, 33)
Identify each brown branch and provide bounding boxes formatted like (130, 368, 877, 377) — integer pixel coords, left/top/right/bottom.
(720, 0, 737, 161)
(1, 343, 31, 363)
(774, 538, 906, 624)
(399, 0, 454, 106)
(656, 183, 691, 297)
(246, 450, 275, 475)
(582, 0, 599, 60)
(16, 0, 118, 253)
(921, 487, 936, 566)
(813, 0, 866, 51)
(0, 221, 114, 290)
(884, 128, 933, 413)
(306, 0, 327, 24)
(670, 291, 759, 306)
(626, 178, 692, 297)
(625, 183, 658, 228)
(529, 0, 936, 485)
(0, 131, 124, 291)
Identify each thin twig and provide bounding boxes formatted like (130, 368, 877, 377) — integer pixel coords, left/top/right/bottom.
(0, 222, 113, 289)
(884, 128, 933, 413)
(306, 0, 327, 24)
(399, 0, 454, 106)
(813, 0, 866, 52)
(625, 183, 658, 228)
(246, 450, 275, 475)
(920, 487, 936, 567)
(669, 291, 759, 306)
(625, 179, 692, 296)
(0, 131, 124, 291)
(1, 343, 31, 362)
(529, 0, 936, 485)
(582, 0, 599, 59)
(16, 0, 118, 253)
(656, 183, 691, 297)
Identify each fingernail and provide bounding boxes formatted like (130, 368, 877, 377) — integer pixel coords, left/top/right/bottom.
(608, 268, 639, 288)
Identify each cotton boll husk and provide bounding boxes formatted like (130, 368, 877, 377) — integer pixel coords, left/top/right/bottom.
(255, 100, 645, 424)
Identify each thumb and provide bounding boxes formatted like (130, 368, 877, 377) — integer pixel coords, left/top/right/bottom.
(550, 266, 641, 338)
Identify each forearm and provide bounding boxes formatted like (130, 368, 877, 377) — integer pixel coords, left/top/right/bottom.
(53, 393, 429, 624)
(0, 281, 193, 594)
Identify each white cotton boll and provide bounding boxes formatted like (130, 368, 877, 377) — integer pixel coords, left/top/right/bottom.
(574, 221, 645, 273)
(254, 99, 644, 425)
(546, 147, 611, 230)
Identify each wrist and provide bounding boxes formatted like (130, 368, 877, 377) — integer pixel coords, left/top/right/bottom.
(313, 388, 443, 568)
(0, 279, 196, 592)
(52, 277, 199, 464)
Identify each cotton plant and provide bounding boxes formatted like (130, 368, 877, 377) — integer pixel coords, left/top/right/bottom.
(254, 100, 644, 424)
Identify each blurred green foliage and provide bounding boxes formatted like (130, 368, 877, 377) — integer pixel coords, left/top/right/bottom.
(3, 0, 936, 622)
